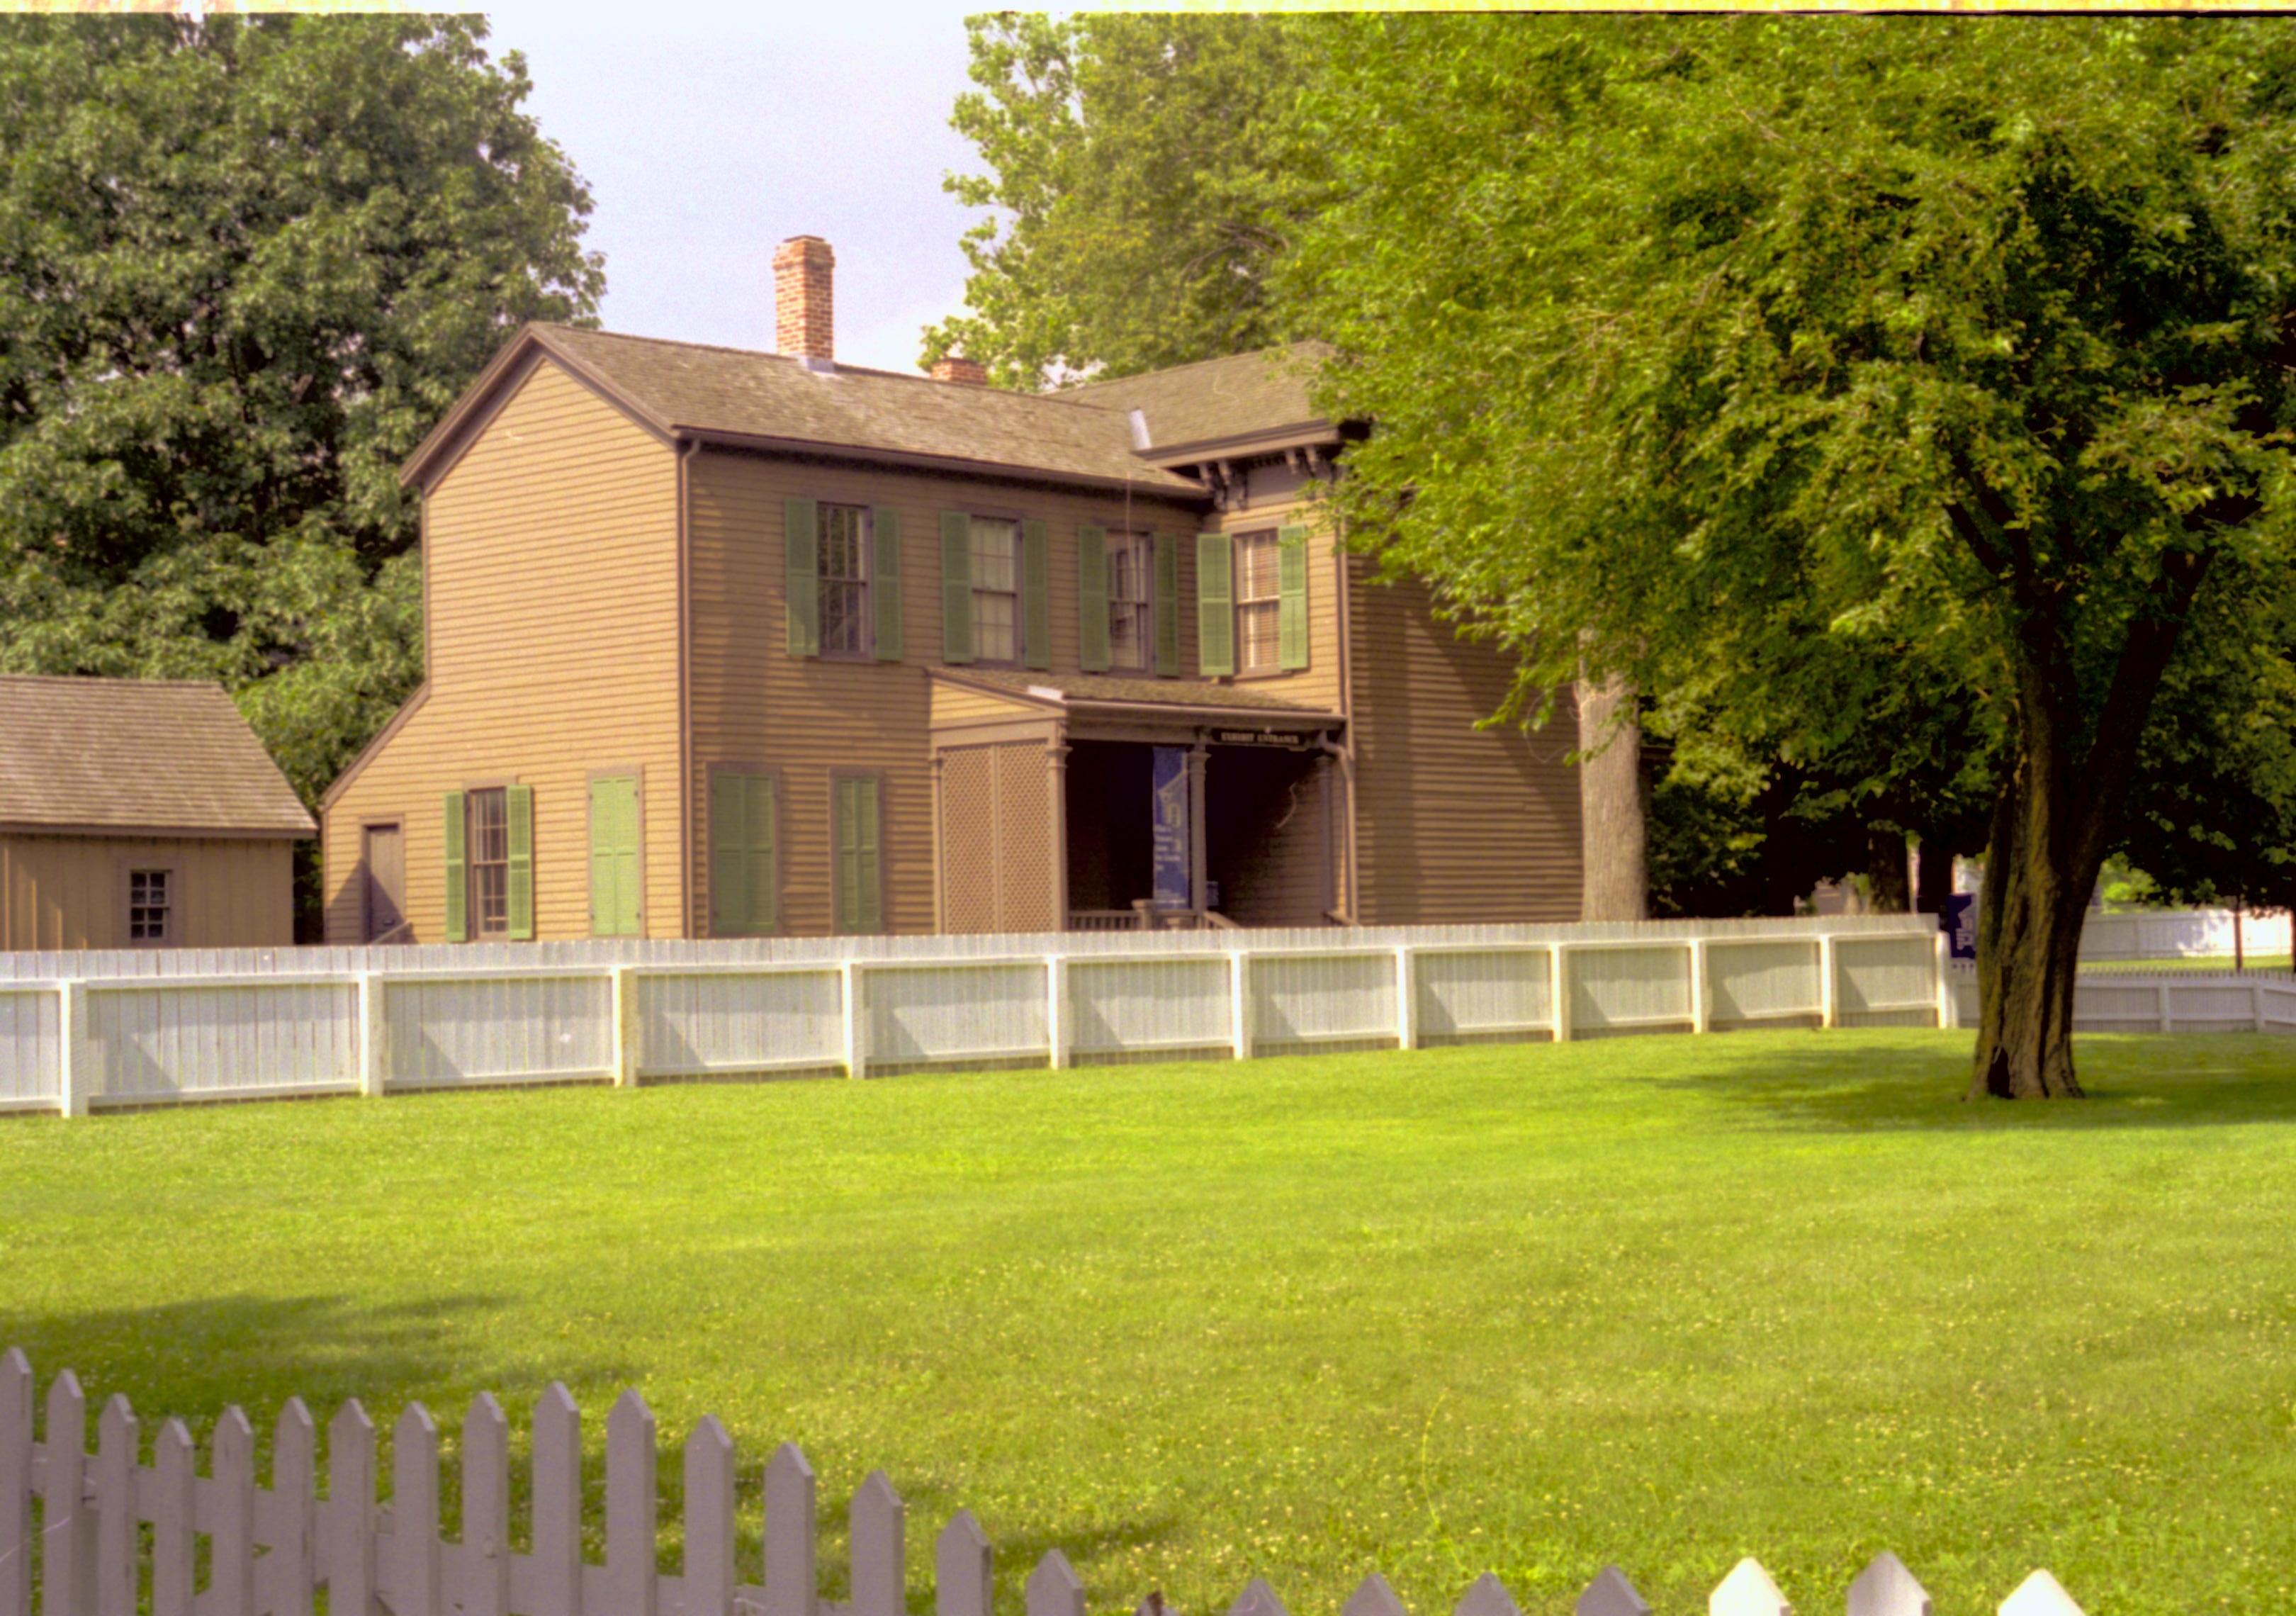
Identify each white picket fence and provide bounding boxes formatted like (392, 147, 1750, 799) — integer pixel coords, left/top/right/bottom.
(0, 1350, 2090, 1616)
(0, 919, 1953, 1118)
(2077, 907, 2292, 961)
(1947, 967, 2296, 1034)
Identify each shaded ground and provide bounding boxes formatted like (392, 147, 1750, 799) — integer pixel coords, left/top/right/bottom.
(4, 1031, 2292, 1616)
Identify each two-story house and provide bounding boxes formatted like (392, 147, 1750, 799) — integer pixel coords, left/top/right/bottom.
(320, 237, 1585, 942)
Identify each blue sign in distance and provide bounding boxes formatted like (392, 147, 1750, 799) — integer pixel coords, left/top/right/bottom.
(1151, 746, 1191, 909)
(1944, 893, 1978, 960)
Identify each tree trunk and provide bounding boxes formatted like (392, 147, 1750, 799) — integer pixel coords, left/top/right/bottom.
(1913, 834, 1955, 916)
(1576, 673, 1647, 921)
(1865, 829, 1911, 913)
(1967, 758, 2089, 1099)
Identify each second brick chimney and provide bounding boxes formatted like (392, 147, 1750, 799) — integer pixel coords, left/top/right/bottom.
(773, 235, 835, 364)
(930, 354, 988, 386)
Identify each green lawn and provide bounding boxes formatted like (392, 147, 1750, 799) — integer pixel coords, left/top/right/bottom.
(4, 1033, 2293, 1616)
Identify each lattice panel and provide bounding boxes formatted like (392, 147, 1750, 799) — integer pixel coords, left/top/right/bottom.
(994, 743, 1054, 931)
(940, 748, 998, 933)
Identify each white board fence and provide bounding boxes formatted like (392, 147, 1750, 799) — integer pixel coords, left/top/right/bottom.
(0, 920, 1956, 1118)
(0, 1349, 2091, 1616)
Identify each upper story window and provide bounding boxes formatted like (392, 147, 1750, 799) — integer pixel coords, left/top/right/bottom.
(1106, 530, 1154, 671)
(1234, 529, 1283, 673)
(128, 869, 171, 943)
(818, 504, 872, 658)
(467, 786, 510, 938)
(970, 516, 1021, 664)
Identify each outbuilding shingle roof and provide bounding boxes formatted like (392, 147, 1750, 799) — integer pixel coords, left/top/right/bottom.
(0, 676, 315, 836)
(525, 327, 1205, 493)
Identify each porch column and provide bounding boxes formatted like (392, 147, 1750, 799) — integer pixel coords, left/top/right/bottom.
(1047, 739, 1070, 931)
(1186, 741, 1210, 914)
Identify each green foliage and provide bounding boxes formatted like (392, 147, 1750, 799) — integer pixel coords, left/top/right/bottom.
(0, 15, 602, 807)
(6, 1038, 2296, 1615)
(930, 13, 1334, 387)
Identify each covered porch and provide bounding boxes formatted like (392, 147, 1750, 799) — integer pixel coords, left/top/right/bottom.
(928, 670, 1346, 933)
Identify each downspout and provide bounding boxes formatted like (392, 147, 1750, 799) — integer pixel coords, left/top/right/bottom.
(1332, 507, 1361, 924)
(676, 434, 700, 938)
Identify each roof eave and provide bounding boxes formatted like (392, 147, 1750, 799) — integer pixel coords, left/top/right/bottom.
(682, 427, 1205, 498)
(1137, 420, 1341, 467)
(398, 326, 680, 491)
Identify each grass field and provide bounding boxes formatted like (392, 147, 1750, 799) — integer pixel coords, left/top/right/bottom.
(4, 1031, 2293, 1615)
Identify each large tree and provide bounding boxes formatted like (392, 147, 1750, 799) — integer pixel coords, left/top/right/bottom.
(0, 14, 602, 829)
(1290, 16, 2296, 1097)
(928, 13, 1333, 388)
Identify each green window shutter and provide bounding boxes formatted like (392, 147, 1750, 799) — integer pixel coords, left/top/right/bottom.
(939, 511, 974, 664)
(1154, 531, 1181, 676)
(709, 773, 748, 936)
(1077, 524, 1110, 673)
(590, 777, 641, 938)
(709, 773, 776, 936)
(1022, 518, 1051, 670)
(746, 775, 778, 932)
(443, 790, 468, 943)
(784, 498, 820, 658)
(506, 783, 535, 941)
(872, 507, 904, 661)
(1195, 532, 1234, 677)
(1277, 523, 1311, 671)
(835, 777, 883, 933)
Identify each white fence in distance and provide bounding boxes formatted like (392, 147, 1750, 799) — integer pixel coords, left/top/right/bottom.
(2076, 907, 2292, 962)
(0, 1349, 2093, 1616)
(1947, 967, 2296, 1035)
(0, 919, 1952, 1117)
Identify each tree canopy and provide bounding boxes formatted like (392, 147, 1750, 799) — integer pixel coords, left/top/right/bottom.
(0, 14, 602, 814)
(1283, 16, 2296, 1094)
(927, 13, 1333, 388)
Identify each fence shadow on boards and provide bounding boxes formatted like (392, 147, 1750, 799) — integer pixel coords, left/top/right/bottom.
(0, 919, 1957, 1118)
(0, 1349, 2095, 1616)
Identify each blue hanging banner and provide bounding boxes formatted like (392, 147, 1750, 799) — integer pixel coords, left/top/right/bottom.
(1944, 893, 1978, 960)
(1151, 746, 1191, 909)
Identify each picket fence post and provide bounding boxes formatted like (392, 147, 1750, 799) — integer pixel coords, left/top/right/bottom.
(684, 1416, 737, 1616)
(394, 1403, 443, 1616)
(1453, 1572, 1519, 1616)
(1394, 947, 1417, 1050)
(1998, 1572, 2085, 1616)
(611, 967, 639, 1087)
(937, 1510, 993, 1616)
(607, 1391, 658, 1616)
(326, 1401, 377, 1616)
(1932, 933, 1954, 1031)
(1816, 936, 1838, 1030)
(1575, 1567, 1650, 1616)
(1229, 951, 1252, 1061)
(1551, 943, 1572, 1043)
(1046, 957, 1069, 1070)
(1687, 939, 1709, 1036)
(1710, 1557, 1789, 1616)
(43, 1371, 90, 1616)
(843, 962, 867, 1079)
(94, 1397, 137, 1616)
(2158, 981, 2173, 1035)
(1025, 1551, 1084, 1616)
(464, 1393, 512, 1616)
(850, 1471, 906, 1616)
(358, 972, 387, 1096)
(58, 980, 89, 1118)
(0, 1349, 29, 1616)
(531, 1385, 583, 1616)
(764, 1443, 817, 1616)
(1847, 1552, 1930, 1616)
(154, 1420, 195, 1616)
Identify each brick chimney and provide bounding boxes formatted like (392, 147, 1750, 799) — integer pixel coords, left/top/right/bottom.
(773, 235, 835, 364)
(930, 354, 988, 386)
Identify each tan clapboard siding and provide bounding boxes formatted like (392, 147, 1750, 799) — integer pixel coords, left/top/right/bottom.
(686, 447, 1205, 936)
(322, 360, 682, 943)
(929, 683, 1042, 726)
(1347, 566, 1583, 924)
(1210, 751, 1335, 928)
(1208, 491, 1344, 711)
(1, 834, 295, 950)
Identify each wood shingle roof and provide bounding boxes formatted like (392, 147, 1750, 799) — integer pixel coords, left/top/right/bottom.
(0, 676, 315, 837)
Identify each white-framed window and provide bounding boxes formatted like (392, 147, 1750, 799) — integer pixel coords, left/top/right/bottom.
(818, 503, 872, 657)
(1234, 529, 1282, 672)
(128, 869, 171, 943)
(970, 516, 1020, 664)
(1107, 530, 1154, 672)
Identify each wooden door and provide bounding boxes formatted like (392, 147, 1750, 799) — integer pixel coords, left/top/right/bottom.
(363, 823, 405, 941)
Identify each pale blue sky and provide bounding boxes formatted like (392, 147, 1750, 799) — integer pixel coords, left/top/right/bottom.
(481, 0, 1002, 373)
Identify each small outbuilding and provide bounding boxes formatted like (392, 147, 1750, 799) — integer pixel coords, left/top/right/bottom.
(0, 675, 315, 950)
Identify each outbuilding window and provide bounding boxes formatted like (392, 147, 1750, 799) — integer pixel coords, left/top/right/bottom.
(1234, 529, 1283, 672)
(969, 517, 1020, 664)
(128, 869, 171, 943)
